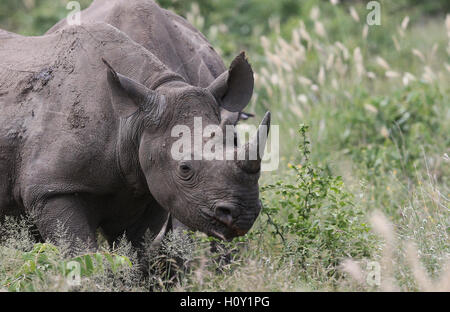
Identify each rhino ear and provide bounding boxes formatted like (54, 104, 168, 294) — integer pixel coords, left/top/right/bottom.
(103, 58, 164, 119)
(207, 52, 254, 113)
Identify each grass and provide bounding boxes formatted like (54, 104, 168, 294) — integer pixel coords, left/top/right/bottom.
(0, 0, 449, 291)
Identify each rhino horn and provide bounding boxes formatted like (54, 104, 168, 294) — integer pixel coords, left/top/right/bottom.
(207, 51, 254, 113)
(237, 111, 271, 173)
(103, 58, 164, 119)
(148, 214, 172, 252)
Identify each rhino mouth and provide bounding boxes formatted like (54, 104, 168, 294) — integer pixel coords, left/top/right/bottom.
(201, 208, 256, 241)
(209, 225, 248, 242)
(209, 229, 230, 241)
(210, 223, 250, 241)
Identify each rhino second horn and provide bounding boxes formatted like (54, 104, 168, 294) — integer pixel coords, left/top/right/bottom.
(237, 111, 271, 173)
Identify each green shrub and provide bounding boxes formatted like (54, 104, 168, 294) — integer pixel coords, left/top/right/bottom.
(260, 125, 375, 281)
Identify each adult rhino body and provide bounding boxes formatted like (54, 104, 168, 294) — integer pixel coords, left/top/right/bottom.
(49, 0, 225, 90)
(48, 0, 253, 124)
(0, 16, 269, 249)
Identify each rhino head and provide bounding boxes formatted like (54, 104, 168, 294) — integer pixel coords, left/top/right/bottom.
(103, 53, 269, 241)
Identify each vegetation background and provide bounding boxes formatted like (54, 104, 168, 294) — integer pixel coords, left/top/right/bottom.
(0, 0, 449, 291)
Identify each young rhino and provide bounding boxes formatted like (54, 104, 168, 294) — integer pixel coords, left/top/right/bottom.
(103, 53, 270, 243)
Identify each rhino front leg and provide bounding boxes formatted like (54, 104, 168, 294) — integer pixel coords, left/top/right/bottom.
(30, 194, 100, 252)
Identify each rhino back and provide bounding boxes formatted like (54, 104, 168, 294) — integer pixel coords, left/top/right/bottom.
(47, 0, 227, 87)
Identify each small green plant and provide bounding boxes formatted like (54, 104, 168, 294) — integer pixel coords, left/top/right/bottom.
(261, 125, 374, 280)
(2, 242, 133, 292)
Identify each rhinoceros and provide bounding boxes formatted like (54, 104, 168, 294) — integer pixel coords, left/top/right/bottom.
(0, 1, 270, 251)
(48, 0, 258, 235)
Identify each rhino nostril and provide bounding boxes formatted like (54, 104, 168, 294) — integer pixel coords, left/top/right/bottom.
(214, 205, 235, 227)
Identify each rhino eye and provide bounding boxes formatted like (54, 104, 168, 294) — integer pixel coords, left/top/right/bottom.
(178, 162, 193, 177)
(180, 164, 191, 172)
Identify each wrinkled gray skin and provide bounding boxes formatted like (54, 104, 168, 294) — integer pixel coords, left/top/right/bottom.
(48, 0, 255, 236)
(0, 0, 269, 252)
